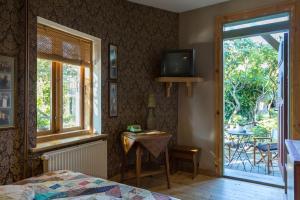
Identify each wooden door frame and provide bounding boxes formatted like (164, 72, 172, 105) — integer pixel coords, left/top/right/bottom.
(214, 3, 296, 176)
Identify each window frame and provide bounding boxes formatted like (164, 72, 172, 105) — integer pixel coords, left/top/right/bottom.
(37, 60, 93, 136)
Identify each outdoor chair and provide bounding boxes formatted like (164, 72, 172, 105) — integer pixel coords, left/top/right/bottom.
(224, 133, 237, 163)
(253, 129, 278, 174)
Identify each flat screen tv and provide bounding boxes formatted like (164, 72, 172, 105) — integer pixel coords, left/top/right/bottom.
(160, 49, 195, 77)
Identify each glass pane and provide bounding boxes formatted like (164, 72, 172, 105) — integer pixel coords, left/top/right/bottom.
(84, 67, 91, 130)
(0, 56, 15, 128)
(224, 12, 289, 31)
(63, 63, 81, 129)
(37, 58, 52, 132)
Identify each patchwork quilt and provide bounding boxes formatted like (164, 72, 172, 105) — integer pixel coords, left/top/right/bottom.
(16, 170, 179, 200)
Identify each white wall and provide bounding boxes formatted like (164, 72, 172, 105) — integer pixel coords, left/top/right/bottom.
(178, 0, 289, 174)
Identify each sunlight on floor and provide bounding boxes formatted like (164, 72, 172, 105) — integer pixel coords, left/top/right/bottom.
(122, 171, 286, 200)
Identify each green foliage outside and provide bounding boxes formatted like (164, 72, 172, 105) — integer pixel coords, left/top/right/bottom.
(224, 38, 279, 138)
(62, 64, 80, 128)
(37, 59, 80, 131)
(37, 59, 51, 131)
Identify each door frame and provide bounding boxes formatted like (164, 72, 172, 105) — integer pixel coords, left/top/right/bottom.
(214, 3, 296, 177)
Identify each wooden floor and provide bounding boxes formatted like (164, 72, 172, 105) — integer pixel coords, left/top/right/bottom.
(224, 168, 284, 187)
(121, 171, 286, 200)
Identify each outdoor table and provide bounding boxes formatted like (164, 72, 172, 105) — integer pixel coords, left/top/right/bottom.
(226, 129, 254, 171)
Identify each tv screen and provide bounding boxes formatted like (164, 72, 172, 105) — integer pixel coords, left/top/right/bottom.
(160, 49, 195, 77)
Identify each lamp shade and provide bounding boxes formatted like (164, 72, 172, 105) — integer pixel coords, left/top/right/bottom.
(147, 93, 156, 108)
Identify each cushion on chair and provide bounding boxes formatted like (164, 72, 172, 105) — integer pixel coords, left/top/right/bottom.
(257, 143, 278, 152)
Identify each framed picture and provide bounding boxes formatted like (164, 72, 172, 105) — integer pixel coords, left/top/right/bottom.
(109, 44, 118, 79)
(0, 74, 12, 89)
(0, 92, 11, 108)
(0, 55, 14, 128)
(109, 82, 117, 117)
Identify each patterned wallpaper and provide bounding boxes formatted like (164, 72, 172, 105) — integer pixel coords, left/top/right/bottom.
(0, 0, 179, 184)
(0, 0, 26, 184)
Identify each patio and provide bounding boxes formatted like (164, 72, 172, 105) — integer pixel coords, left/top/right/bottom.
(223, 134, 283, 186)
(221, 30, 286, 187)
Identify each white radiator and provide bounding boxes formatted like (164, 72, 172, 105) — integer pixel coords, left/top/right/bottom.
(41, 140, 107, 178)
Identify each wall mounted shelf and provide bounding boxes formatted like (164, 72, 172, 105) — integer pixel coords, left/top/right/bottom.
(155, 77, 204, 97)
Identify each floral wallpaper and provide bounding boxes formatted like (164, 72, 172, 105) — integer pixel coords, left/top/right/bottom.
(0, 0, 178, 184)
(0, 0, 26, 184)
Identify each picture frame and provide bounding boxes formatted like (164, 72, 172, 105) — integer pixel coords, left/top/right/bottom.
(0, 92, 11, 109)
(109, 44, 118, 80)
(0, 55, 15, 128)
(109, 81, 118, 117)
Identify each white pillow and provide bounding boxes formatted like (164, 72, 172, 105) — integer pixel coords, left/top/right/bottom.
(0, 185, 34, 200)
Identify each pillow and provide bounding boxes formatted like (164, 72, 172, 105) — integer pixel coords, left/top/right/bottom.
(0, 185, 34, 200)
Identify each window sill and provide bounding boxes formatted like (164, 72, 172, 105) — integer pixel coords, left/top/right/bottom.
(31, 133, 107, 154)
(37, 130, 93, 143)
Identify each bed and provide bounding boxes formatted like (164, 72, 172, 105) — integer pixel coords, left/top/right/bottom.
(1, 170, 178, 200)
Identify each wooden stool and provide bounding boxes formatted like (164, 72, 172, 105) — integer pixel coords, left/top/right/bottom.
(171, 145, 201, 179)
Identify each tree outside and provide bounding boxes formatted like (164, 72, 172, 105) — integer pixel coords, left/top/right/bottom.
(224, 36, 280, 139)
(37, 59, 51, 131)
(37, 59, 81, 131)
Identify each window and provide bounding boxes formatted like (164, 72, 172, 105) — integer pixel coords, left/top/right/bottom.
(223, 12, 290, 31)
(37, 24, 93, 134)
(37, 59, 52, 132)
(223, 12, 290, 40)
(62, 63, 82, 129)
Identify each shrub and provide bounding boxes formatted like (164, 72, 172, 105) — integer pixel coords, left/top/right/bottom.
(252, 125, 269, 137)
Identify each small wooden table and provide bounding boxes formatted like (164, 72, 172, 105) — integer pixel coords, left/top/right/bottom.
(121, 131, 172, 188)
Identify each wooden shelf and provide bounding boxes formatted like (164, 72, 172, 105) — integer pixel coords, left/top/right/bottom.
(156, 77, 203, 97)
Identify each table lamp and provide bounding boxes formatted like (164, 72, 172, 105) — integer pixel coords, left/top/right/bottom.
(147, 93, 156, 130)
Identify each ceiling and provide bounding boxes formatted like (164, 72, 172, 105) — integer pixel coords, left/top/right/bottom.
(127, 0, 230, 13)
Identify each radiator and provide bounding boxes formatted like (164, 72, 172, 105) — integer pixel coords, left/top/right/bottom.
(41, 140, 107, 178)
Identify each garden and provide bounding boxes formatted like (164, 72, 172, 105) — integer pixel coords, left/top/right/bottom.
(224, 37, 279, 139)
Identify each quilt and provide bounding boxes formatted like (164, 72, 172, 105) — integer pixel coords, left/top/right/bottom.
(16, 170, 179, 200)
